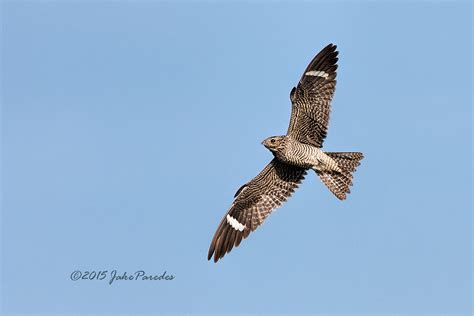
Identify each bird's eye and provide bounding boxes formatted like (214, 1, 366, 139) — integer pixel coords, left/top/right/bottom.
(270, 139, 276, 144)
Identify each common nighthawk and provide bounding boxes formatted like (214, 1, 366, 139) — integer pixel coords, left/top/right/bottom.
(208, 44, 363, 262)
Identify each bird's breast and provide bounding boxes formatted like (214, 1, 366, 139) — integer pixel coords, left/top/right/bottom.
(276, 140, 319, 169)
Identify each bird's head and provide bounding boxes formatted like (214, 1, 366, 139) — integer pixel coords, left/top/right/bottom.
(262, 136, 286, 153)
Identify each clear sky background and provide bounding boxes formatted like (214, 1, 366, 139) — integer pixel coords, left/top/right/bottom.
(1, 1, 472, 315)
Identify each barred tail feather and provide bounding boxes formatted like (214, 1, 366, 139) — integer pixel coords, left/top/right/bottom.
(317, 152, 364, 200)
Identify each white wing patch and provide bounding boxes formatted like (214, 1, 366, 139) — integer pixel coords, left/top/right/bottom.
(305, 70, 329, 79)
(226, 214, 246, 231)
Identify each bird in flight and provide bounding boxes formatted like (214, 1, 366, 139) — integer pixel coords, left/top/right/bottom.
(208, 44, 364, 262)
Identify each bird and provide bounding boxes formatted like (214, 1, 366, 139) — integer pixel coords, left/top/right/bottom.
(208, 44, 364, 263)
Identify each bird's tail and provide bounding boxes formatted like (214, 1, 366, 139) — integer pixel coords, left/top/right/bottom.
(316, 152, 364, 200)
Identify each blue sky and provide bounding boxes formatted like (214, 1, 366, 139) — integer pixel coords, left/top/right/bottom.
(1, 1, 472, 315)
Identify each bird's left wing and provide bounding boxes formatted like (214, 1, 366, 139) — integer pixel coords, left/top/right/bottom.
(287, 43, 339, 148)
(208, 159, 307, 262)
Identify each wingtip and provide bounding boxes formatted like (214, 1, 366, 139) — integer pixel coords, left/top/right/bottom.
(328, 44, 339, 58)
(208, 247, 223, 262)
(208, 233, 226, 263)
(325, 43, 337, 51)
(208, 249, 222, 263)
(207, 250, 220, 263)
(207, 241, 216, 261)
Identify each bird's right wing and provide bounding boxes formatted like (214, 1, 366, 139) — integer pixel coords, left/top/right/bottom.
(208, 159, 307, 262)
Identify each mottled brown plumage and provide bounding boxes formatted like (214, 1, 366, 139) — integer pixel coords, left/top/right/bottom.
(288, 43, 338, 148)
(208, 44, 364, 262)
(208, 159, 306, 262)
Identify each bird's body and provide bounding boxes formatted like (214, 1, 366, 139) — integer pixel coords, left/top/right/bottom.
(265, 135, 341, 172)
(208, 44, 364, 262)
